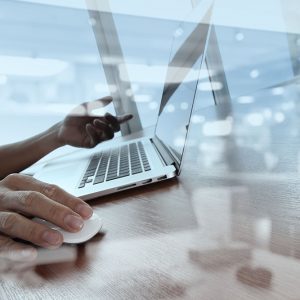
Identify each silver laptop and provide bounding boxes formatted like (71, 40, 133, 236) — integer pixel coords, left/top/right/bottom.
(34, 5, 212, 201)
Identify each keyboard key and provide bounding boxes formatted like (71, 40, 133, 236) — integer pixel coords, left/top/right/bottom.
(119, 170, 130, 175)
(79, 141, 151, 188)
(118, 173, 130, 178)
(132, 168, 143, 174)
(97, 170, 106, 175)
(85, 171, 96, 177)
(94, 175, 105, 185)
(106, 175, 118, 181)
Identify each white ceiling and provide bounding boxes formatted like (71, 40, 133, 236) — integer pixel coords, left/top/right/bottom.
(15, 0, 300, 34)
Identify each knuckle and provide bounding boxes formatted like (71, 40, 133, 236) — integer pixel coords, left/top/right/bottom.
(0, 191, 7, 202)
(21, 191, 39, 208)
(0, 236, 14, 249)
(47, 204, 62, 221)
(104, 112, 112, 118)
(0, 213, 18, 231)
(114, 124, 121, 132)
(0, 191, 12, 209)
(27, 225, 40, 242)
(43, 184, 60, 199)
(3, 173, 20, 186)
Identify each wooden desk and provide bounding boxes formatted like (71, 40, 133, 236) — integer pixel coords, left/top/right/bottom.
(1, 101, 300, 300)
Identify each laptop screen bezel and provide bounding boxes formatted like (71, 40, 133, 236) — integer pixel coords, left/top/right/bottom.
(153, 9, 212, 173)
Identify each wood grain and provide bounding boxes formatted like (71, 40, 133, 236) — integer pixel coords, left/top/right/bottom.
(1, 102, 300, 300)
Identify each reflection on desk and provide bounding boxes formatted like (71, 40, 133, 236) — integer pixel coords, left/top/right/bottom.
(2, 90, 300, 299)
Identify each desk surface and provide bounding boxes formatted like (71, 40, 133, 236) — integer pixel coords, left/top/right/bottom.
(2, 99, 300, 300)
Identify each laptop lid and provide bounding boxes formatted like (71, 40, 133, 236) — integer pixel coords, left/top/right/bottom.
(154, 2, 213, 173)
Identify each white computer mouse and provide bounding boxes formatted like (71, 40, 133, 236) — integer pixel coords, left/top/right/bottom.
(33, 213, 102, 244)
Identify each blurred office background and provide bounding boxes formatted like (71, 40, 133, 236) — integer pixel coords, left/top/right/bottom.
(0, 0, 299, 146)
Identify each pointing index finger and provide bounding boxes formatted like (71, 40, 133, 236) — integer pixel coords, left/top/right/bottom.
(116, 114, 133, 124)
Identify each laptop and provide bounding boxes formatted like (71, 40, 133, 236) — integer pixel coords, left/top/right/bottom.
(34, 4, 213, 201)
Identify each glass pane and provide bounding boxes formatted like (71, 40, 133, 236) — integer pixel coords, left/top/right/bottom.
(109, 0, 214, 128)
(0, 0, 114, 144)
(112, 13, 175, 128)
(210, 0, 300, 103)
(214, 26, 295, 100)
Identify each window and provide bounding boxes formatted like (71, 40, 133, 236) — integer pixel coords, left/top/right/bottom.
(0, 0, 114, 144)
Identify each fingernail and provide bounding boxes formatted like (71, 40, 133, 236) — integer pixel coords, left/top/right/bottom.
(76, 204, 93, 219)
(64, 215, 84, 231)
(42, 231, 62, 245)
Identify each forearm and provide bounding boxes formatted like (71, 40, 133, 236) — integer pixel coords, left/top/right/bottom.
(0, 122, 64, 179)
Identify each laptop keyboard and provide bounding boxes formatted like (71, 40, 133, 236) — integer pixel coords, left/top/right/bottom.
(78, 141, 151, 189)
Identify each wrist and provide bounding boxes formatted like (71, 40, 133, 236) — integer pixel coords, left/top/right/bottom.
(45, 122, 66, 149)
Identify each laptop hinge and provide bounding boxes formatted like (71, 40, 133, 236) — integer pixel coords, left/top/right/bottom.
(151, 136, 178, 172)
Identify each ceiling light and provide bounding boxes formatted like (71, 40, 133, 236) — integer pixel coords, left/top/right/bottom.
(0, 55, 69, 77)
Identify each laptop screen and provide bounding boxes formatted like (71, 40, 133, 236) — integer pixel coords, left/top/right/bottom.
(154, 7, 212, 171)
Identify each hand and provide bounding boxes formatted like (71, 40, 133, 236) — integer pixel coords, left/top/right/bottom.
(0, 174, 94, 261)
(57, 96, 133, 148)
